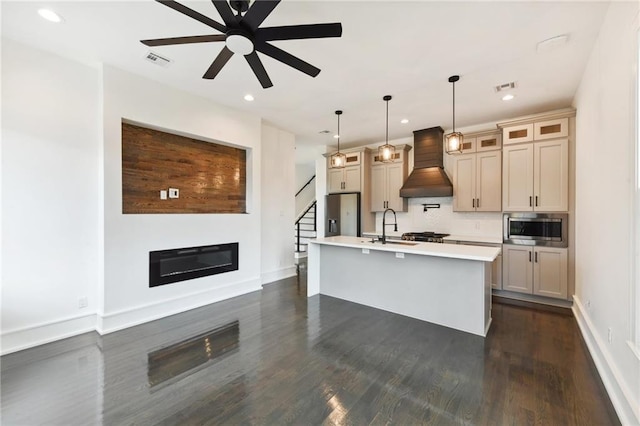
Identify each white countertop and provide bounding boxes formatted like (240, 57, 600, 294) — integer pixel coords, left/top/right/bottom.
(310, 236, 500, 262)
(443, 234, 503, 245)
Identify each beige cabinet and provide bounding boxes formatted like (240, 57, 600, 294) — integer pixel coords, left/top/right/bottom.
(453, 151, 501, 212)
(327, 152, 362, 193)
(503, 139, 568, 212)
(503, 245, 567, 299)
(459, 131, 502, 154)
(328, 166, 360, 193)
(502, 123, 534, 145)
(370, 145, 410, 212)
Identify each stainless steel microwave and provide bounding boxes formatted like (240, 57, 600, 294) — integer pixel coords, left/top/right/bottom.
(503, 213, 568, 247)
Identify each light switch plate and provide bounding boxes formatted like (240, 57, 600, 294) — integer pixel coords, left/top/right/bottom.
(160, 190, 168, 200)
(168, 188, 179, 199)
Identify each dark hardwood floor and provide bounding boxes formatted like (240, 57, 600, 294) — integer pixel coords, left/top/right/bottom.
(1, 262, 619, 425)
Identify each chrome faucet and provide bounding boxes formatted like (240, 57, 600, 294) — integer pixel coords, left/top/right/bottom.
(380, 208, 398, 244)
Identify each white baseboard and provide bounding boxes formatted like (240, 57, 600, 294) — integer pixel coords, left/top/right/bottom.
(261, 265, 297, 285)
(97, 278, 262, 335)
(572, 296, 639, 425)
(1, 314, 97, 356)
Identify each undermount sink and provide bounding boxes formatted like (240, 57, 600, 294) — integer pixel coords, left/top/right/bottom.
(362, 239, 418, 246)
(384, 241, 418, 246)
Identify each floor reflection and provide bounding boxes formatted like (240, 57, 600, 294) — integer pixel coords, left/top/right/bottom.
(147, 320, 239, 389)
(0, 262, 618, 425)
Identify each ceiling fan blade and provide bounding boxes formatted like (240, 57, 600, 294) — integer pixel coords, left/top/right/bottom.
(245, 52, 273, 88)
(256, 42, 320, 77)
(157, 0, 226, 33)
(211, 0, 237, 27)
(203, 46, 234, 79)
(242, 0, 281, 31)
(141, 34, 226, 46)
(257, 23, 342, 42)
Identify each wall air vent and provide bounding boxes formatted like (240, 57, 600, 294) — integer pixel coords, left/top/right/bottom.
(145, 51, 172, 67)
(494, 82, 517, 92)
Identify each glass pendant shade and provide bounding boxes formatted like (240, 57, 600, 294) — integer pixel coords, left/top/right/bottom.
(331, 110, 345, 168)
(445, 75, 464, 155)
(445, 132, 464, 154)
(330, 152, 346, 168)
(378, 95, 396, 163)
(378, 143, 396, 162)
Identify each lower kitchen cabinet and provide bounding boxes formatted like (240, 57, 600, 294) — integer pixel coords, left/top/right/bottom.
(502, 245, 567, 299)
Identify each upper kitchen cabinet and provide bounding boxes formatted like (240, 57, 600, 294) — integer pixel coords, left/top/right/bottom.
(503, 117, 568, 145)
(327, 151, 364, 193)
(452, 130, 502, 212)
(503, 139, 568, 211)
(370, 145, 411, 212)
(499, 110, 572, 212)
(452, 151, 501, 212)
(458, 130, 502, 154)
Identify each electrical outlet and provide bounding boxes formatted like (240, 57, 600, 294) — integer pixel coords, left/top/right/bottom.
(607, 327, 612, 343)
(78, 297, 88, 309)
(362, 248, 370, 254)
(160, 190, 167, 200)
(396, 252, 405, 259)
(168, 188, 179, 199)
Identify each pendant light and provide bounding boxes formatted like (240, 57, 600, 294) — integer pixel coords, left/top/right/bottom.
(330, 110, 346, 168)
(445, 75, 464, 154)
(378, 95, 396, 162)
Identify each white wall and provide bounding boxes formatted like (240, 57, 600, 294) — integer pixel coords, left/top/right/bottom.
(100, 66, 263, 333)
(261, 123, 296, 284)
(1, 39, 101, 353)
(572, 2, 640, 424)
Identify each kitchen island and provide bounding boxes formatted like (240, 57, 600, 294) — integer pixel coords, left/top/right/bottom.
(307, 236, 501, 337)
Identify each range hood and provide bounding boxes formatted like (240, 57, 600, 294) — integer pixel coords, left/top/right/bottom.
(399, 126, 453, 198)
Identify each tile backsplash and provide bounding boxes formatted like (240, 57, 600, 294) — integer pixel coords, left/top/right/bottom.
(373, 196, 502, 238)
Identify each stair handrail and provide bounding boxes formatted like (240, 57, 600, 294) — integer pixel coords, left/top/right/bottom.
(295, 175, 316, 197)
(295, 200, 317, 252)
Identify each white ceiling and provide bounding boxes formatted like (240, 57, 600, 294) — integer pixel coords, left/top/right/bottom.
(1, 1, 609, 163)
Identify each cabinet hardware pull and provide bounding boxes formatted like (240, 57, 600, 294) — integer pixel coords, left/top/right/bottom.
(472, 199, 475, 208)
(535, 252, 538, 263)
(535, 196, 538, 207)
(476, 198, 480, 208)
(529, 252, 532, 262)
(529, 196, 532, 207)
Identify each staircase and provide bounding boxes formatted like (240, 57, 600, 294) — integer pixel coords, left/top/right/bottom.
(295, 201, 317, 259)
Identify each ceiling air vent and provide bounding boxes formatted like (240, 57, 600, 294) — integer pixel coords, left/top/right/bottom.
(494, 82, 517, 92)
(145, 51, 172, 67)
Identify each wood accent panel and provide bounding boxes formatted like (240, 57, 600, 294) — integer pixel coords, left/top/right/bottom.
(122, 122, 246, 214)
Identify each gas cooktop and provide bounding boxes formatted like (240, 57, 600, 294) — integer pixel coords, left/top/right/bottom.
(401, 232, 450, 243)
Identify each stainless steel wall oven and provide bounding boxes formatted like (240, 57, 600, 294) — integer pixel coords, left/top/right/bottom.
(503, 213, 568, 247)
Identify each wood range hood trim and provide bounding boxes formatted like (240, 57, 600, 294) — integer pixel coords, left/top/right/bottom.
(400, 126, 453, 198)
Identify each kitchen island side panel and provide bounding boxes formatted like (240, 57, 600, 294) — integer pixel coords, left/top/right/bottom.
(315, 245, 490, 336)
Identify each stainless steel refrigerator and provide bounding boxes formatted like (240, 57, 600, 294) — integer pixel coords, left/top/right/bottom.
(325, 192, 361, 237)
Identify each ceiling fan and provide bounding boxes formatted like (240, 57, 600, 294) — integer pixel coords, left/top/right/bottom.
(141, 0, 343, 88)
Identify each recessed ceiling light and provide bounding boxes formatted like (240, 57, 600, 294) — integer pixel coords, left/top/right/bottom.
(38, 8, 63, 23)
(243, 94, 254, 102)
(333, 134, 340, 139)
(400, 119, 409, 124)
(502, 94, 515, 101)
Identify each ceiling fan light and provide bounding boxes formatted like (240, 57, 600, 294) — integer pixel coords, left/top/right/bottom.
(226, 33, 254, 55)
(445, 132, 464, 154)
